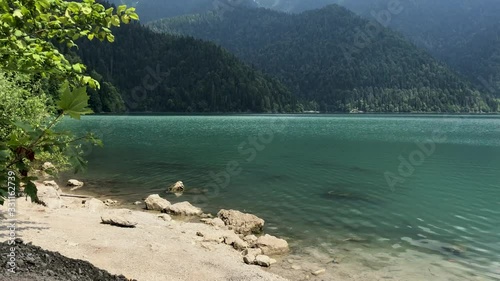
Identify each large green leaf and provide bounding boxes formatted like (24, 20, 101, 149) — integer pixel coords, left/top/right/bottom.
(57, 84, 93, 119)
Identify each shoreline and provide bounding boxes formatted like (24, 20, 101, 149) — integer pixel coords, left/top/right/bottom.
(1, 179, 488, 281)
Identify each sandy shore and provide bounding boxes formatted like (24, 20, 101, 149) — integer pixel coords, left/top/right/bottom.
(0, 182, 292, 281)
(1, 180, 485, 281)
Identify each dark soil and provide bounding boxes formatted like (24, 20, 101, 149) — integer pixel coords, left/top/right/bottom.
(0, 239, 136, 281)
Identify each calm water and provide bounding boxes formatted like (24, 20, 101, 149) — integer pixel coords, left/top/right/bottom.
(61, 115, 500, 280)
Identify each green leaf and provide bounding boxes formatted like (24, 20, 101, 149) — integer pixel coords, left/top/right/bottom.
(13, 9, 23, 18)
(11, 120, 35, 133)
(57, 85, 93, 119)
(14, 30, 23, 37)
(0, 150, 10, 161)
(117, 5, 127, 15)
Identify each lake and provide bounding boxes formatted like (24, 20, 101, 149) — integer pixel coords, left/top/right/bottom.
(61, 115, 500, 280)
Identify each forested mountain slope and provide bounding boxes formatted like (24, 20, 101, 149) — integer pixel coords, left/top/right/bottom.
(148, 6, 499, 112)
(75, 23, 299, 113)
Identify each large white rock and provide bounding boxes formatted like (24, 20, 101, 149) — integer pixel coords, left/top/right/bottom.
(169, 181, 185, 193)
(101, 209, 138, 228)
(84, 198, 107, 213)
(255, 255, 271, 267)
(43, 180, 60, 191)
(217, 209, 264, 235)
(165, 201, 202, 216)
(42, 162, 56, 171)
(256, 234, 289, 255)
(144, 194, 171, 211)
(67, 179, 84, 191)
(36, 184, 62, 209)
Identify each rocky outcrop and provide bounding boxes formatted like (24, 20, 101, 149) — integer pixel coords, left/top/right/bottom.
(84, 198, 107, 213)
(168, 181, 184, 193)
(217, 209, 264, 235)
(101, 209, 138, 228)
(256, 234, 289, 255)
(67, 179, 84, 191)
(165, 202, 202, 216)
(144, 194, 171, 211)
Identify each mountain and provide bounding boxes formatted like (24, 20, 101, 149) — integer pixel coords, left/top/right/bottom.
(148, 5, 499, 112)
(74, 23, 300, 113)
(330, 0, 500, 96)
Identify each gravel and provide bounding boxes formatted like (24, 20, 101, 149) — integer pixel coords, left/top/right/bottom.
(0, 239, 136, 281)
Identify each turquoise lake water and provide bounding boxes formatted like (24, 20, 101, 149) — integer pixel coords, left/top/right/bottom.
(61, 115, 500, 280)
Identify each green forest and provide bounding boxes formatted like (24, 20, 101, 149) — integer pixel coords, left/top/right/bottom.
(73, 23, 300, 113)
(149, 6, 499, 112)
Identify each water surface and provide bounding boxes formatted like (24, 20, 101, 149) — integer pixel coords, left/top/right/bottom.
(61, 115, 500, 280)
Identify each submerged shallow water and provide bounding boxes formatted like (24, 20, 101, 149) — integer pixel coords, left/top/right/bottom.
(60, 115, 500, 280)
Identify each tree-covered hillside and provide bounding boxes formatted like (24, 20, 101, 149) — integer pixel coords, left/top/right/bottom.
(148, 6, 499, 112)
(330, 0, 500, 97)
(75, 23, 300, 113)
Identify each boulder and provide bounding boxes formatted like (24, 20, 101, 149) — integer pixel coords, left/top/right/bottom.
(256, 234, 289, 255)
(42, 162, 56, 171)
(144, 194, 171, 211)
(84, 198, 107, 213)
(67, 179, 84, 191)
(243, 234, 258, 246)
(255, 255, 271, 267)
(223, 233, 248, 250)
(169, 181, 185, 193)
(165, 202, 202, 216)
(43, 180, 60, 191)
(217, 209, 264, 235)
(101, 209, 137, 228)
(36, 184, 62, 209)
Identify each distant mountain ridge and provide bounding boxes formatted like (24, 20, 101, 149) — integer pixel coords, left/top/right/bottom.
(148, 5, 499, 112)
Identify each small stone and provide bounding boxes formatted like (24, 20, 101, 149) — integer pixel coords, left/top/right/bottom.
(169, 181, 185, 193)
(67, 179, 84, 190)
(43, 180, 60, 190)
(291, 265, 302, 270)
(269, 258, 277, 265)
(158, 214, 172, 221)
(243, 254, 256, 264)
(312, 269, 326, 276)
(42, 162, 56, 171)
(133, 201, 142, 205)
(145, 194, 171, 211)
(255, 255, 271, 267)
(101, 209, 138, 228)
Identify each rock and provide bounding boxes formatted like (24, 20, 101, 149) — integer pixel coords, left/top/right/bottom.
(255, 255, 271, 267)
(243, 248, 262, 257)
(41, 162, 56, 171)
(243, 234, 258, 246)
(103, 199, 117, 206)
(36, 184, 62, 209)
(269, 258, 277, 265)
(165, 201, 202, 216)
(144, 194, 171, 211)
(312, 269, 326, 276)
(157, 214, 172, 221)
(133, 201, 142, 205)
(291, 265, 302, 270)
(67, 179, 84, 190)
(196, 231, 224, 243)
(101, 209, 138, 228)
(256, 234, 289, 255)
(169, 181, 185, 193)
(201, 218, 225, 228)
(43, 180, 60, 191)
(84, 198, 107, 213)
(243, 254, 256, 265)
(217, 209, 265, 235)
(223, 233, 248, 250)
